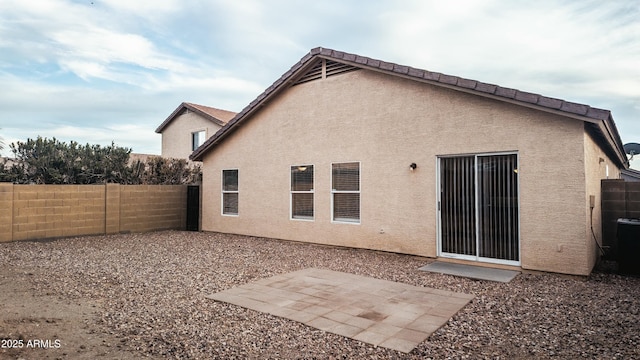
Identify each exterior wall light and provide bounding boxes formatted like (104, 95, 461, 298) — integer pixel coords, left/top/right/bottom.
(410, 163, 417, 170)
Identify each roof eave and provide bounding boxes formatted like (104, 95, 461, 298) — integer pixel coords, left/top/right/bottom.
(155, 102, 190, 133)
(156, 102, 229, 134)
(192, 47, 628, 166)
(191, 52, 322, 161)
(600, 113, 629, 168)
(315, 52, 629, 168)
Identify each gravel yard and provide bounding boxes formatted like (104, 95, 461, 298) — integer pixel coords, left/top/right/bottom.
(1, 230, 639, 359)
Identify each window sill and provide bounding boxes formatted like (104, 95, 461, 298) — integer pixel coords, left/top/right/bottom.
(332, 218, 360, 225)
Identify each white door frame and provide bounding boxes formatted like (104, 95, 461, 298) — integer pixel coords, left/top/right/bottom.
(436, 152, 521, 266)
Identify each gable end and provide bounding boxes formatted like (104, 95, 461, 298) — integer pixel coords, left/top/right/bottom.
(293, 59, 360, 86)
(191, 47, 628, 167)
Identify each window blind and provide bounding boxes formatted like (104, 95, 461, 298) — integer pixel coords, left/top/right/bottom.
(291, 165, 314, 219)
(222, 169, 238, 215)
(222, 170, 238, 191)
(332, 162, 360, 223)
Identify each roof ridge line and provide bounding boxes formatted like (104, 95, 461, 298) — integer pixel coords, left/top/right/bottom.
(156, 102, 236, 133)
(315, 48, 611, 121)
(191, 47, 623, 164)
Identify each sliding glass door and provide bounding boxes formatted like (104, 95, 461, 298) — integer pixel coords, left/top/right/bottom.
(440, 156, 476, 257)
(439, 153, 520, 265)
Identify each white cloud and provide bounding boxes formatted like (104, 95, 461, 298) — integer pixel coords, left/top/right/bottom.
(369, 0, 640, 147)
(48, 25, 191, 84)
(376, 0, 640, 100)
(0, 0, 194, 86)
(100, 0, 180, 14)
(57, 60, 108, 81)
(52, 28, 154, 63)
(0, 0, 638, 164)
(5, 124, 161, 155)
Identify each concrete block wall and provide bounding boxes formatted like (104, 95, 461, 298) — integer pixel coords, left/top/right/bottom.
(0, 183, 13, 242)
(601, 179, 640, 258)
(0, 183, 188, 242)
(119, 185, 187, 233)
(106, 183, 121, 234)
(627, 183, 640, 219)
(11, 185, 105, 241)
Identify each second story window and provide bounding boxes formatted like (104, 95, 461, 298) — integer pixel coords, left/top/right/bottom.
(192, 130, 206, 151)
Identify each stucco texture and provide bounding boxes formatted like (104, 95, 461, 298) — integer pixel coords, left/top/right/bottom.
(201, 69, 607, 275)
(582, 130, 621, 272)
(161, 110, 223, 159)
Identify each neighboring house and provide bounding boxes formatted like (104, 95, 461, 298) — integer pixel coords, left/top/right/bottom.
(156, 102, 236, 160)
(621, 168, 640, 182)
(191, 47, 629, 276)
(129, 153, 157, 164)
(1, 156, 15, 166)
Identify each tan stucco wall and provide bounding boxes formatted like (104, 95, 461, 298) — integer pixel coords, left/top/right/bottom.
(161, 111, 223, 159)
(582, 130, 621, 272)
(201, 69, 597, 275)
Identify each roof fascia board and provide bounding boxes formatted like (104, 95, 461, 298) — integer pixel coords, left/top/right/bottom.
(319, 54, 629, 166)
(193, 48, 626, 165)
(602, 114, 628, 166)
(191, 58, 322, 160)
(316, 54, 603, 125)
(155, 103, 188, 133)
(156, 102, 228, 134)
(599, 117, 629, 167)
(184, 103, 227, 127)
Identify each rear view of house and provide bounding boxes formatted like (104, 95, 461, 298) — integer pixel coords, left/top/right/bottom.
(191, 47, 629, 276)
(156, 102, 236, 160)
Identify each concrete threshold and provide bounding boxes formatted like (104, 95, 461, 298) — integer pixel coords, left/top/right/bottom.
(419, 261, 520, 283)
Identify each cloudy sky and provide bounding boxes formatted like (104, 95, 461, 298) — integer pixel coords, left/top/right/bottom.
(0, 0, 638, 168)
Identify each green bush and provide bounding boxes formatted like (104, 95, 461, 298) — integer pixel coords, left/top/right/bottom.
(0, 137, 200, 185)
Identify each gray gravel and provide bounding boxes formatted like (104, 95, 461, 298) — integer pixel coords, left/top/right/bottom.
(2, 230, 640, 359)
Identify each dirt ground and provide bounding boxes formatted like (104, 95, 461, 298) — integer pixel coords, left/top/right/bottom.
(2, 232, 639, 359)
(0, 266, 143, 360)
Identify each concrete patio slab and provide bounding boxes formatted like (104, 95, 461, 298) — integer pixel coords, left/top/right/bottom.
(206, 268, 473, 353)
(419, 261, 520, 283)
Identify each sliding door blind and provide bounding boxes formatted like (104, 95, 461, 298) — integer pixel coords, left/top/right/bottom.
(441, 156, 476, 255)
(440, 154, 519, 262)
(478, 155, 519, 261)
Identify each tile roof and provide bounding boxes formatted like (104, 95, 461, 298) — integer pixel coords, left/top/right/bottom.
(191, 47, 628, 167)
(621, 168, 640, 181)
(155, 102, 237, 133)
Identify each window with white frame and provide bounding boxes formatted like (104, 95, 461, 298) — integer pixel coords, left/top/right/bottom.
(332, 162, 360, 223)
(192, 130, 206, 151)
(222, 169, 238, 215)
(291, 165, 314, 220)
